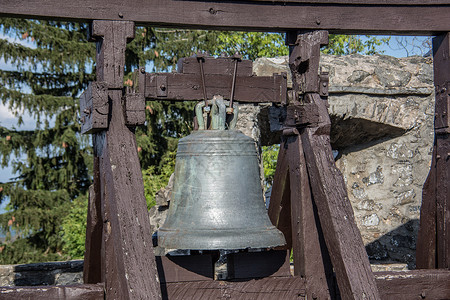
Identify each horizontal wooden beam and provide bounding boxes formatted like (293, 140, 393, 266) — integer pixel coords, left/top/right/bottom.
(144, 73, 287, 103)
(159, 269, 450, 299)
(1, 0, 450, 34)
(0, 284, 105, 300)
(246, 0, 450, 4)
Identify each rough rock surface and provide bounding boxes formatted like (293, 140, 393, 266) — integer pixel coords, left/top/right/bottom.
(0, 260, 83, 286)
(253, 54, 434, 269)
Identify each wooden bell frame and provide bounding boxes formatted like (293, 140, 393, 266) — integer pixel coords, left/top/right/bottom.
(0, 1, 450, 299)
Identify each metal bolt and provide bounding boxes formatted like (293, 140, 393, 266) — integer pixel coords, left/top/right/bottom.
(441, 87, 447, 94)
(322, 82, 327, 87)
(316, 18, 321, 25)
(160, 84, 166, 91)
(421, 291, 426, 299)
(140, 67, 145, 74)
(209, 7, 216, 14)
(118, 12, 123, 18)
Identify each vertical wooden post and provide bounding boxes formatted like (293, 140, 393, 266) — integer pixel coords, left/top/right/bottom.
(417, 33, 450, 270)
(287, 30, 380, 300)
(83, 20, 162, 299)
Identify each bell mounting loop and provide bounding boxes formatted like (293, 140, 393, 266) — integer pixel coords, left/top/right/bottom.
(195, 96, 239, 130)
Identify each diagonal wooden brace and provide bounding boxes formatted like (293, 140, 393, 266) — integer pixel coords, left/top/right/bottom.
(277, 30, 380, 300)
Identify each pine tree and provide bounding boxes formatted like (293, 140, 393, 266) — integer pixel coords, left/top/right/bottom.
(0, 19, 95, 263)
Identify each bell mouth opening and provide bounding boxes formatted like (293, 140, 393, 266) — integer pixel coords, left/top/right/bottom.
(157, 227, 286, 251)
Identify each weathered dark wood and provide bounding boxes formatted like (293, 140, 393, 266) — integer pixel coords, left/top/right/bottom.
(2, 0, 450, 34)
(124, 92, 146, 126)
(285, 133, 335, 299)
(416, 145, 437, 269)
(288, 30, 328, 94)
(287, 30, 380, 299)
(91, 20, 162, 299)
(374, 269, 450, 299)
(285, 103, 320, 127)
(83, 177, 103, 284)
(267, 142, 292, 249)
(0, 284, 105, 300)
(144, 73, 287, 103)
(417, 32, 450, 270)
(436, 133, 450, 269)
(79, 82, 109, 134)
(226, 250, 291, 279)
(155, 255, 214, 283)
(245, 0, 450, 4)
(433, 33, 450, 270)
(300, 94, 380, 299)
(177, 57, 253, 76)
(162, 276, 307, 300)
(157, 270, 450, 300)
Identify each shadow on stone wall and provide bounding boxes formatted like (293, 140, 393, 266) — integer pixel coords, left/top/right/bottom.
(366, 219, 419, 270)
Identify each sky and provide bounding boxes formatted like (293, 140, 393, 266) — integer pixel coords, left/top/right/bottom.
(0, 34, 434, 214)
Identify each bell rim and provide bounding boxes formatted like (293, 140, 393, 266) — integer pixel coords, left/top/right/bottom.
(157, 227, 286, 250)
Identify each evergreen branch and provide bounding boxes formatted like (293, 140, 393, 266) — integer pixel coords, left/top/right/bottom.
(0, 86, 74, 118)
(0, 70, 94, 95)
(0, 38, 94, 73)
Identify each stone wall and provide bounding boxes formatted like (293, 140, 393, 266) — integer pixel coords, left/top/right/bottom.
(0, 260, 83, 286)
(253, 54, 434, 269)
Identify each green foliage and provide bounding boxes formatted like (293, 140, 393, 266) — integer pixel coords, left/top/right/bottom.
(142, 150, 176, 209)
(0, 18, 93, 263)
(215, 32, 288, 60)
(324, 35, 390, 55)
(61, 193, 88, 259)
(262, 145, 280, 190)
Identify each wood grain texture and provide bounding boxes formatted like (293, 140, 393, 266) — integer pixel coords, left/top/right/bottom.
(267, 142, 292, 249)
(0, 284, 105, 300)
(417, 32, 450, 270)
(244, 0, 450, 4)
(286, 133, 334, 299)
(79, 82, 109, 134)
(92, 20, 162, 299)
(2, 0, 450, 34)
(416, 144, 437, 269)
(144, 73, 286, 103)
(83, 162, 104, 284)
(436, 134, 450, 269)
(178, 57, 253, 76)
(300, 94, 380, 300)
(155, 270, 450, 300)
(162, 276, 307, 300)
(374, 269, 450, 299)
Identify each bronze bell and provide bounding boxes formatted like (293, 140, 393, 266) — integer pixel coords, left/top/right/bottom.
(158, 96, 286, 250)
